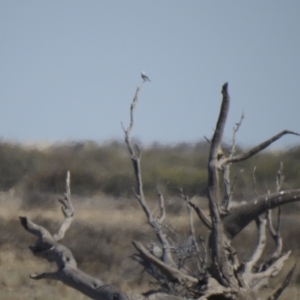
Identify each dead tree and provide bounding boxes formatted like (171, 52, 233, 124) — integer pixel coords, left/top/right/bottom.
(20, 82, 300, 300)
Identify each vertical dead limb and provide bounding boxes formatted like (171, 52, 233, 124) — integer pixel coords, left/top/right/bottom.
(266, 162, 284, 262)
(243, 217, 267, 282)
(222, 164, 231, 212)
(157, 187, 166, 224)
(252, 166, 258, 199)
(222, 113, 244, 211)
(122, 83, 175, 267)
(207, 83, 238, 289)
(229, 112, 244, 158)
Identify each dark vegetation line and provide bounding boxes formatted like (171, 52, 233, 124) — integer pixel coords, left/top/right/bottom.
(0, 140, 299, 199)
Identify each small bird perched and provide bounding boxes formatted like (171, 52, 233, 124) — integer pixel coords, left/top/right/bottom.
(141, 71, 151, 82)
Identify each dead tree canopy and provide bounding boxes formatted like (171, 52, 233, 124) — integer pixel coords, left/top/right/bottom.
(20, 82, 300, 300)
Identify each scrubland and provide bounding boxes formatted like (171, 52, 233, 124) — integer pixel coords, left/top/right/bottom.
(1, 140, 300, 299)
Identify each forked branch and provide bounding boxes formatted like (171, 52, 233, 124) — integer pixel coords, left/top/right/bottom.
(20, 172, 128, 300)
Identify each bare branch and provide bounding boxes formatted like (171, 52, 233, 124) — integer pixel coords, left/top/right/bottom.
(221, 111, 244, 210)
(20, 217, 128, 300)
(123, 83, 176, 268)
(20, 171, 130, 300)
(123, 84, 143, 140)
(266, 162, 285, 261)
(179, 189, 204, 272)
(221, 164, 231, 211)
(223, 130, 300, 164)
(244, 217, 267, 275)
(222, 166, 244, 212)
(204, 136, 211, 144)
(132, 241, 198, 286)
(252, 166, 258, 199)
(230, 169, 244, 200)
(276, 162, 284, 192)
(54, 171, 74, 241)
(122, 85, 153, 222)
(206, 83, 239, 289)
(267, 264, 296, 300)
(157, 187, 166, 224)
(223, 189, 300, 239)
(187, 201, 212, 230)
(19, 216, 53, 242)
(251, 251, 291, 291)
(242, 251, 292, 292)
(209, 83, 230, 161)
(229, 112, 244, 157)
(266, 209, 282, 260)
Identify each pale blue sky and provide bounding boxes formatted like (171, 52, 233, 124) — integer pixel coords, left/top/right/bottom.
(1, 1, 300, 148)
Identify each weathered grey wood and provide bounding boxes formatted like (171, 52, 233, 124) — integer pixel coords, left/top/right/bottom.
(20, 83, 300, 300)
(20, 216, 128, 300)
(132, 240, 198, 286)
(223, 189, 300, 239)
(19, 171, 129, 300)
(122, 84, 176, 268)
(206, 83, 239, 290)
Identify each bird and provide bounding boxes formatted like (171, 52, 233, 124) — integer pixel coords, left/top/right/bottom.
(141, 71, 151, 82)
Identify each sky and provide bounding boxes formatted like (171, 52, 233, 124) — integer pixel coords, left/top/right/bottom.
(1, 1, 300, 149)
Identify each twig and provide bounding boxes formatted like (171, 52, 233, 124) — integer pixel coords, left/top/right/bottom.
(188, 202, 212, 230)
(222, 165, 243, 212)
(229, 112, 244, 157)
(252, 166, 258, 199)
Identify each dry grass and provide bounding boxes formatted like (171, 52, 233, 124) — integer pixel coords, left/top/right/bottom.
(1, 191, 300, 299)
